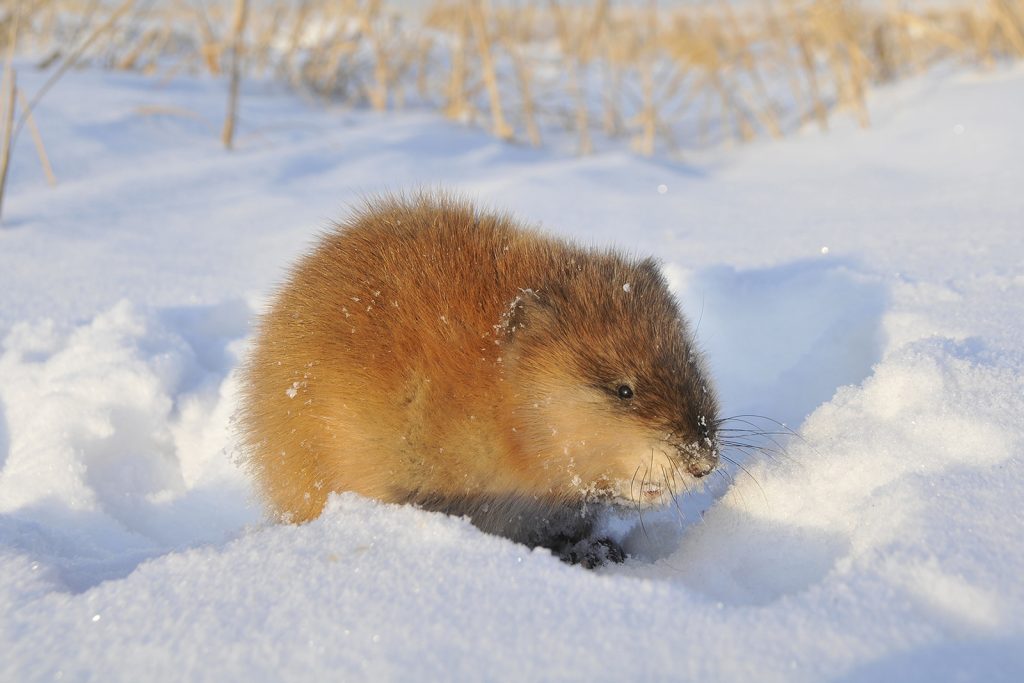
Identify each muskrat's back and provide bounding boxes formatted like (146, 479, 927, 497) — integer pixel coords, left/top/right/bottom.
(240, 194, 719, 562)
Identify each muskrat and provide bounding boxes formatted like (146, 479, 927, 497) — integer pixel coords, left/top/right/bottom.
(238, 194, 720, 566)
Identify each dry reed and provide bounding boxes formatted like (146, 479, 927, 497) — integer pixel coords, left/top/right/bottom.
(0, 2, 19, 221)
(221, 0, 248, 149)
(1, 0, 1022, 174)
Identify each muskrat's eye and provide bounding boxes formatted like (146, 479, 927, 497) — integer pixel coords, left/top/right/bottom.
(616, 385, 634, 400)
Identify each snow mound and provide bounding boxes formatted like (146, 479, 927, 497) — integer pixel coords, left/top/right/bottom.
(0, 301, 258, 593)
(637, 338, 1024, 609)
(2, 287, 1021, 681)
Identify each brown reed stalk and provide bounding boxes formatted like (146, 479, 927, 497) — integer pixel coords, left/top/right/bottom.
(760, 0, 811, 119)
(14, 0, 136, 147)
(634, 0, 658, 155)
(495, 0, 541, 145)
(786, 0, 828, 131)
(116, 26, 157, 70)
(142, 22, 176, 76)
(721, 0, 781, 138)
(366, 2, 394, 111)
(871, 20, 895, 81)
(179, 0, 222, 76)
(281, 0, 312, 83)
(546, 0, 597, 154)
(250, 2, 286, 75)
(469, 0, 512, 138)
(961, 7, 994, 66)
(602, 43, 624, 137)
(571, 0, 609, 153)
(54, 0, 102, 62)
(820, 0, 870, 127)
(0, 70, 15, 220)
(415, 35, 433, 99)
(899, 11, 967, 57)
(8, 0, 1024, 160)
(505, 38, 541, 147)
(17, 87, 55, 186)
(993, 0, 1024, 55)
(445, 2, 471, 121)
(0, 3, 19, 223)
(222, 0, 249, 150)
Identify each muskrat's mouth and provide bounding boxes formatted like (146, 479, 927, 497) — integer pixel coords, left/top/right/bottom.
(639, 484, 663, 501)
(601, 482, 667, 509)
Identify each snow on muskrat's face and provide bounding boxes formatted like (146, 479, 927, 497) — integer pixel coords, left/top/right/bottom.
(501, 256, 720, 508)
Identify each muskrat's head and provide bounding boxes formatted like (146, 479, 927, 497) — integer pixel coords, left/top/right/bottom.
(500, 253, 720, 509)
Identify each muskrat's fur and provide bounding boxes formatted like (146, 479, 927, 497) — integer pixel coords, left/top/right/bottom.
(239, 194, 719, 565)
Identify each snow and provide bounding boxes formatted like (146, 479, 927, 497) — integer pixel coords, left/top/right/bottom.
(1, 62, 1023, 681)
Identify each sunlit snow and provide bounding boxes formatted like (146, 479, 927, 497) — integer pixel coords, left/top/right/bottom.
(1, 64, 1022, 681)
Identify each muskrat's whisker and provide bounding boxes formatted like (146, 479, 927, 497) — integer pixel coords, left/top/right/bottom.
(720, 439, 759, 448)
(727, 413, 794, 429)
(660, 464, 673, 502)
(712, 463, 734, 487)
(662, 464, 686, 526)
(718, 428, 799, 445)
(721, 441, 776, 463)
(719, 427, 795, 460)
(717, 414, 806, 442)
(711, 465, 750, 512)
(719, 430, 790, 453)
(719, 431, 799, 463)
(670, 460, 696, 503)
(720, 440, 777, 461)
(716, 417, 799, 456)
(629, 462, 648, 541)
(721, 439, 800, 468)
(718, 428, 792, 436)
(693, 295, 706, 338)
(637, 492, 648, 541)
(715, 416, 767, 429)
(720, 453, 769, 509)
(638, 458, 654, 541)
(717, 417, 793, 442)
(716, 440, 778, 462)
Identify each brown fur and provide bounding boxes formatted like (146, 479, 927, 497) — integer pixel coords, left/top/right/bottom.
(238, 193, 719, 554)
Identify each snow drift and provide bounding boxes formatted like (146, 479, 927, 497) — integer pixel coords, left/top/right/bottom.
(1, 65, 1023, 681)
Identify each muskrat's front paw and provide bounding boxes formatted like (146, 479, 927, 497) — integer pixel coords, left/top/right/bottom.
(561, 538, 627, 568)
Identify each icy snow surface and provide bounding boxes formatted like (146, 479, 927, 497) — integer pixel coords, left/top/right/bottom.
(1, 65, 1023, 681)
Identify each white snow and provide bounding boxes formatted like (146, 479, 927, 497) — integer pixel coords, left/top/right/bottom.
(1, 62, 1023, 681)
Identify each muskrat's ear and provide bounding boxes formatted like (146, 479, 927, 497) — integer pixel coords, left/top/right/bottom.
(500, 288, 553, 341)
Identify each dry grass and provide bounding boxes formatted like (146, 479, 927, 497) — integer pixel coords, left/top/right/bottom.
(220, 0, 247, 149)
(2, 0, 1023, 163)
(0, 3, 19, 220)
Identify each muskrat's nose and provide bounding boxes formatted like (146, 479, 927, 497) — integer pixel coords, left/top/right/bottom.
(686, 451, 718, 478)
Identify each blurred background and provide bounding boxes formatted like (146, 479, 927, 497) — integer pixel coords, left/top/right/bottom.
(3, 0, 1022, 177)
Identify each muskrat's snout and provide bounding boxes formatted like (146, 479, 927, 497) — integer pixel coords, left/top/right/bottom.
(665, 439, 718, 479)
(678, 415, 719, 478)
(684, 448, 718, 478)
